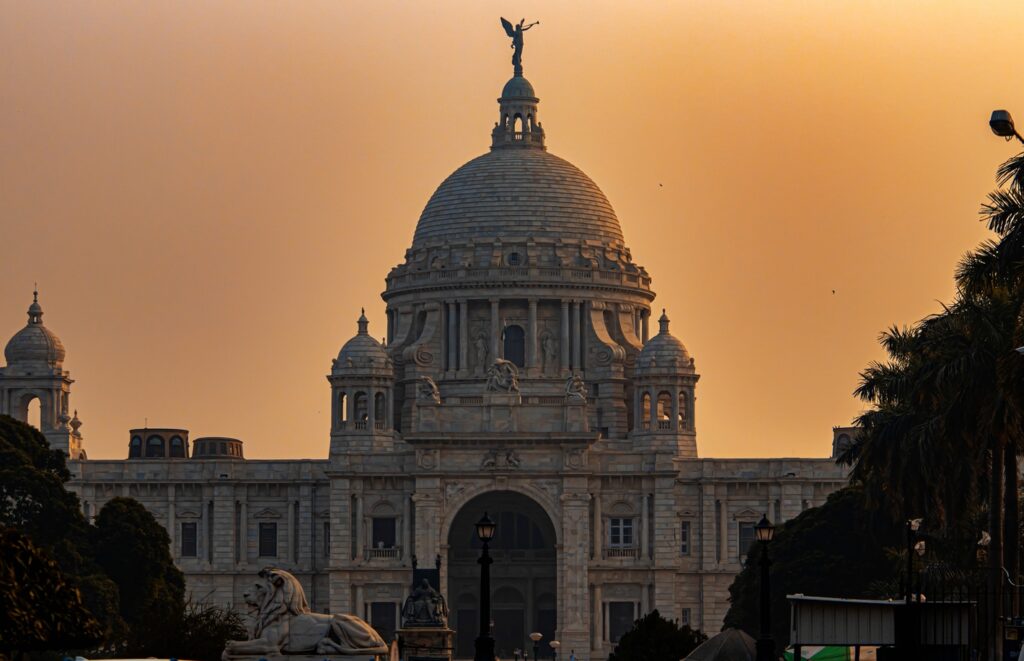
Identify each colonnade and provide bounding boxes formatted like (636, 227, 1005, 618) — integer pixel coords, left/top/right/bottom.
(633, 386, 695, 433)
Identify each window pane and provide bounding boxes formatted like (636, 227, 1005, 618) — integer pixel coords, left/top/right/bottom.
(181, 522, 197, 557)
(680, 521, 690, 555)
(370, 602, 396, 644)
(372, 517, 396, 548)
(259, 522, 278, 557)
(609, 602, 635, 643)
(739, 523, 755, 559)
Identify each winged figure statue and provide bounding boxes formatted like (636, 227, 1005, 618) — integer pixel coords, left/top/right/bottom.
(501, 17, 539, 76)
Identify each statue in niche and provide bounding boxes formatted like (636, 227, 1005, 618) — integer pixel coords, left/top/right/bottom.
(500, 17, 539, 76)
(417, 376, 441, 405)
(541, 334, 558, 372)
(486, 358, 520, 393)
(401, 578, 449, 627)
(473, 335, 489, 374)
(565, 373, 587, 403)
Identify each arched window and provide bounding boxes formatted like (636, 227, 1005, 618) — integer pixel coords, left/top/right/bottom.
(146, 435, 166, 458)
(512, 114, 524, 133)
(678, 391, 689, 429)
(657, 391, 672, 420)
(354, 392, 369, 422)
(338, 392, 348, 422)
(129, 436, 142, 458)
(25, 396, 41, 431)
(169, 436, 186, 458)
(374, 392, 387, 425)
(503, 325, 525, 368)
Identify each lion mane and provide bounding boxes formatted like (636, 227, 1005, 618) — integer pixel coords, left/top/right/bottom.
(253, 567, 310, 638)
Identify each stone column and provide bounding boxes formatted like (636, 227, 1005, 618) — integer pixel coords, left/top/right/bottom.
(447, 302, 457, 373)
(347, 391, 355, 425)
(671, 387, 681, 431)
(167, 487, 176, 557)
(354, 493, 364, 561)
(560, 300, 570, 372)
(648, 388, 657, 430)
(459, 300, 469, 372)
(559, 489, 591, 657)
(402, 495, 412, 563)
(571, 300, 582, 370)
(641, 494, 650, 560)
(527, 299, 538, 370)
(593, 493, 602, 559)
(490, 298, 501, 361)
(719, 499, 729, 565)
(287, 497, 296, 564)
(355, 584, 365, 620)
(592, 583, 603, 651)
(367, 389, 376, 430)
(641, 309, 650, 343)
(239, 499, 248, 567)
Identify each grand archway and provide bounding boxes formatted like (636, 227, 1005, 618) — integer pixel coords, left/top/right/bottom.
(447, 490, 557, 659)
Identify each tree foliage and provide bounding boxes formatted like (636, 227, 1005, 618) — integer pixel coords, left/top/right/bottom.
(0, 526, 103, 658)
(607, 609, 706, 661)
(174, 599, 248, 661)
(92, 497, 186, 656)
(723, 487, 902, 649)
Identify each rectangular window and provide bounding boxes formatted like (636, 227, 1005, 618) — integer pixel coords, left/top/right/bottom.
(680, 521, 691, 556)
(681, 608, 691, 627)
(370, 602, 397, 643)
(259, 522, 278, 557)
(323, 522, 331, 559)
(738, 522, 756, 560)
(372, 517, 397, 548)
(608, 601, 635, 643)
(609, 518, 634, 547)
(181, 522, 197, 557)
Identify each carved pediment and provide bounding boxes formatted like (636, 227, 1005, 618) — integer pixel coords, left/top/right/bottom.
(254, 508, 281, 519)
(732, 508, 762, 520)
(177, 510, 201, 519)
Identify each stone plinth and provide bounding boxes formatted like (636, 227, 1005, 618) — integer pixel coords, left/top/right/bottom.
(563, 397, 589, 432)
(483, 392, 521, 432)
(398, 627, 455, 661)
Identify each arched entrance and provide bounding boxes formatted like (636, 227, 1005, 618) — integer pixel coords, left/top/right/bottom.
(448, 491, 557, 659)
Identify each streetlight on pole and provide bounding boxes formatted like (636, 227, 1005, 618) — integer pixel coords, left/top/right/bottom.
(549, 639, 560, 661)
(990, 110, 1024, 145)
(475, 512, 497, 661)
(754, 514, 776, 661)
(529, 631, 543, 661)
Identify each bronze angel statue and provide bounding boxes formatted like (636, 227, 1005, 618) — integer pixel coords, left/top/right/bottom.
(501, 17, 539, 76)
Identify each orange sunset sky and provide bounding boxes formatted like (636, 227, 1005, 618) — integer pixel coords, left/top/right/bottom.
(2, 1, 1022, 460)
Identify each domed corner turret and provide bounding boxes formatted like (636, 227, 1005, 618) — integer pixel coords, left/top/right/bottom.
(192, 436, 245, 460)
(328, 310, 396, 454)
(631, 310, 700, 457)
(3, 290, 66, 371)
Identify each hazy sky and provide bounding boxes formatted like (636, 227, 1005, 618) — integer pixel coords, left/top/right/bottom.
(2, 1, 1021, 460)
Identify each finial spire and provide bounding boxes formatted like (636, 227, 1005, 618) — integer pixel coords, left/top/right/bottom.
(27, 287, 43, 325)
(357, 308, 369, 335)
(659, 309, 670, 334)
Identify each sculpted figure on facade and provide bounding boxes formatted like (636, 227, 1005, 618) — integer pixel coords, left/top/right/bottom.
(481, 449, 522, 470)
(222, 567, 388, 659)
(541, 333, 558, 372)
(401, 578, 449, 627)
(417, 376, 441, 405)
(565, 373, 587, 402)
(485, 358, 520, 393)
(473, 335, 489, 374)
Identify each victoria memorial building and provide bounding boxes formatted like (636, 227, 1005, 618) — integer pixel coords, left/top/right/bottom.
(0, 51, 851, 659)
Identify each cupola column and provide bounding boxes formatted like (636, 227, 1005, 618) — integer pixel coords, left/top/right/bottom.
(672, 386, 681, 431)
(490, 298, 501, 360)
(458, 300, 469, 373)
(641, 309, 650, 343)
(447, 301, 457, 372)
(648, 387, 658, 430)
(527, 299, 538, 370)
(572, 300, 582, 370)
(560, 300, 570, 372)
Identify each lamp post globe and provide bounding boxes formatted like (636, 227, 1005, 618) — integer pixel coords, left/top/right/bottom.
(550, 639, 560, 661)
(754, 514, 776, 661)
(991, 109, 1024, 145)
(530, 631, 543, 661)
(474, 512, 497, 661)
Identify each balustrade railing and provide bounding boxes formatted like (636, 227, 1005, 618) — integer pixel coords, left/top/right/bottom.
(364, 546, 401, 560)
(603, 546, 640, 559)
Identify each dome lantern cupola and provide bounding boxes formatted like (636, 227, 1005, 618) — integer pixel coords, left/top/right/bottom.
(491, 74, 545, 150)
(4, 289, 66, 369)
(328, 310, 395, 454)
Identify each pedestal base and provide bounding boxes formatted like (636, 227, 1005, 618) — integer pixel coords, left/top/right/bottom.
(398, 627, 455, 661)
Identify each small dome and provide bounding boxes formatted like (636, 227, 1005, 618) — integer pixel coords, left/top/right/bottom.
(334, 310, 391, 374)
(636, 310, 692, 372)
(501, 75, 536, 99)
(4, 291, 66, 368)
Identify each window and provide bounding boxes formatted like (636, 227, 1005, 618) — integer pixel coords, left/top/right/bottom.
(738, 522, 756, 560)
(681, 608, 692, 627)
(609, 518, 634, 547)
(259, 522, 278, 557)
(506, 252, 521, 266)
(502, 324, 526, 368)
(372, 517, 396, 549)
(680, 521, 691, 556)
(608, 602, 635, 643)
(129, 436, 142, 458)
(181, 522, 197, 557)
(145, 436, 165, 458)
(169, 436, 186, 458)
(323, 522, 331, 558)
(370, 602, 397, 644)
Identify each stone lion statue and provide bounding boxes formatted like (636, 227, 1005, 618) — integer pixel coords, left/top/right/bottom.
(222, 567, 389, 659)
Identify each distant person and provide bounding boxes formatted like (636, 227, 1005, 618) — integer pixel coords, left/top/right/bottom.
(568, 650, 577, 661)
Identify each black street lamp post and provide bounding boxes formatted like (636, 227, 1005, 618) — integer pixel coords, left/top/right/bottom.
(755, 515, 776, 661)
(530, 632, 543, 661)
(475, 512, 497, 661)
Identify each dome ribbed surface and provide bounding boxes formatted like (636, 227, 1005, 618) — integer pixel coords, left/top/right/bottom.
(637, 312, 691, 372)
(501, 75, 536, 98)
(413, 149, 624, 246)
(5, 324, 66, 367)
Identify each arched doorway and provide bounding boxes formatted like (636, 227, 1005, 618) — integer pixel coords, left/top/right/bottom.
(447, 491, 557, 659)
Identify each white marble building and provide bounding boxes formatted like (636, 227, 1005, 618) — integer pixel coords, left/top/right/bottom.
(1, 62, 849, 660)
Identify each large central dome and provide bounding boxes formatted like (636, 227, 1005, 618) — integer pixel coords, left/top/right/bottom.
(410, 74, 625, 248)
(413, 148, 624, 246)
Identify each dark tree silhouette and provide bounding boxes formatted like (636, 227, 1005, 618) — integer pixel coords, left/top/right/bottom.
(607, 609, 706, 661)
